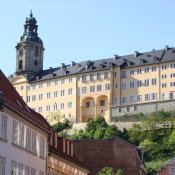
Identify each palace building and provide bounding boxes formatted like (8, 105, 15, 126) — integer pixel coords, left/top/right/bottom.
(10, 11, 175, 123)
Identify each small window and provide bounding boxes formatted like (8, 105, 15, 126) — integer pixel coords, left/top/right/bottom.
(100, 100, 105, 106)
(86, 102, 90, 108)
(34, 60, 38, 66)
(18, 60, 22, 70)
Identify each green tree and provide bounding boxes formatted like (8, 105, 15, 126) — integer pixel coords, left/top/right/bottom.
(97, 167, 123, 175)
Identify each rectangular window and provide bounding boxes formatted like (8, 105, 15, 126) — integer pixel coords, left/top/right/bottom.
(54, 103, 58, 111)
(152, 66, 157, 71)
(97, 73, 101, 80)
(130, 82, 134, 88)
(162, 64, 167, 70)
(104, 72, 109, 79)
(114, 97, 118, 104)
(82, 87, 87, 93)
(129, 96, 135, 102)
(39, 94, 43, 100)
(21, 86, 23, 90)
(90, 86, 95, 92)
(11, 160, 17, 175)
(47, 82, 51, 87)
(162, 83, 167, 88)
(26, 128, 31, 151)
(137, 80, 142, 87)
(105, 84, 110, 90)
(25, 166, 30, 175)
(31, 84, 36, 90)
(137, 68, 142, 74)
(60, 90, 65, 96)
(86, 102, 90, 108)
(152, 78, 157, 85)
(47, 92, 51, 99)
(170, 92, 174, 100)
(31, 168, 36, 175)
(122, 97, 127, 104)
(82, 75, 87, 82)
(40, 136, 45, 158)
(54, 91, 58, 97)
(38, 107, 42, 113)
(18, 163, 23, 175)
(130, 69, 134, 75)
(0, 157, 5, 175)
(90, 74, 94, 81)
(145, 67, 149, 73)
(39, 83, 43, 88)
(26, 96, 30, 102)
(60, 103, 64, 109)
(162, 93, 166, 100)
(46, 105, 50, 111)
(97, 85, 102, 91)
(145, 94, 150, 101)
(61, 79, 65, 84)
(137, 95, 142, 102)
(68, 102, 72, 108)
(69, 77, 72, 83)
(171, 63, 175, 68)
(12, 120, 18, 145)
(32, 95, 36, 101)
(19, 124, 24, 147)
(114, 72, 117, 77)
(27, 86, 30, 91)
(100, 100, 105, 106)
(54, 80, 58, 85)
(121, 82, 127, 89)
(121, 71, 126, 78)
(32, 131, 37, 154)
(68, 88, 72, 95)
(152, 93, 157, 100)
(144, 79, 149, 86)
(0, 114, 7, 140)
(162, 74, 167, 79)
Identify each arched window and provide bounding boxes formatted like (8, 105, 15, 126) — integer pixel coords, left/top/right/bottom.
(35, 46, 39, 57)
(34, 60, 38, 66)
(54, 103, 58, 111)
(19, 60, 22, 70)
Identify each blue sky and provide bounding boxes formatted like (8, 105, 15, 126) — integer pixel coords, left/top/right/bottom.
(1, 0, 175, 76)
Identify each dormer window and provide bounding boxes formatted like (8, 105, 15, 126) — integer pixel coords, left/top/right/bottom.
(0, 90, 3, 95)
(25, 106, 31, 112)
(16, 100, 23, 108)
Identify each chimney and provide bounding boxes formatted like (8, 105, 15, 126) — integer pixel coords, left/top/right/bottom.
(113, 54, 119, 60)
(134, 51, 139, 57)
(164, 45, 169, 51)
(71, 61, 76, 66)
(61, 63, 65, 69)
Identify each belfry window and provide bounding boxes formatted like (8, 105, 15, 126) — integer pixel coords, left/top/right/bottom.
(34, 60, 38, 66)
(19, 60, 22, 70)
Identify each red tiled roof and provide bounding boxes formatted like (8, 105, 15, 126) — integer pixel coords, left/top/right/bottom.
(157, 166, 168, 175)
(0, 70, 52, 133)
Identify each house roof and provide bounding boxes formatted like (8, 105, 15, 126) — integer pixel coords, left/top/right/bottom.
(0, 70, 52, 133)
(49, 145, 90, 172)
(18, 46, 175, 82)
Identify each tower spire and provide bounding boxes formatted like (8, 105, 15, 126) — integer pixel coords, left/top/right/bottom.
(30, 9, 33, 18)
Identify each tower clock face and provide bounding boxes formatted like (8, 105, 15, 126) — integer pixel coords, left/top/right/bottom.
(19, 49, 23, 57)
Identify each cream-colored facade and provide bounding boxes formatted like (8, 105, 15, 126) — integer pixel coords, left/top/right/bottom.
(10, 12, 175, 123)
(10, 59, 175, 122)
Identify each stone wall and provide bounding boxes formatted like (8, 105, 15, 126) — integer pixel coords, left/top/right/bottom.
(110, 100, 175, 119)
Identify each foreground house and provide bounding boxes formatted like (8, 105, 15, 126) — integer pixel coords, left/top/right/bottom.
(50, 134, 145, 175)
(0, 70, 51, 175)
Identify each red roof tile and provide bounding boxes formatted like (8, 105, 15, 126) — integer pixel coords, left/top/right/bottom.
(0, 70, 52, 133)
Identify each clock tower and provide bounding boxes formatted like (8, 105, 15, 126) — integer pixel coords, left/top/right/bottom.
(16, 10, 44, 75)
